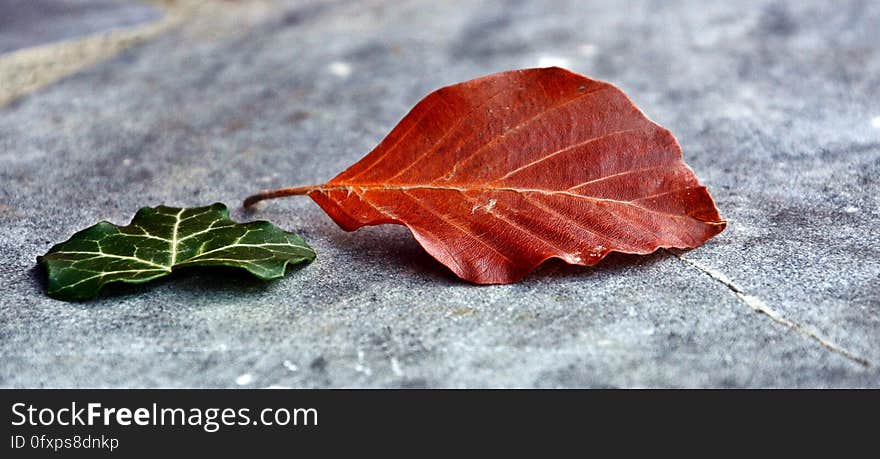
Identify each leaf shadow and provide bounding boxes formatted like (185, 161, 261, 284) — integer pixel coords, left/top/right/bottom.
(325, 225, 464, 286)
(326, 224, 673, 286)
(31, 263, 49, 293)
(31, 263, 310, 306)
(523, 251, 670, 284)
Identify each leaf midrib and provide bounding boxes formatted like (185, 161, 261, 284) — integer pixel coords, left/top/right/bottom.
(168, 208, 184, 266)
(315, 183, 709, 222)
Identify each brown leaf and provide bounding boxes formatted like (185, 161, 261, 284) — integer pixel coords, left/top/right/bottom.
(245, 67, 726, 284)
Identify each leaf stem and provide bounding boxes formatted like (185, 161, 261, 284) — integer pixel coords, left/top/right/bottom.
(243, 185, 322, 208)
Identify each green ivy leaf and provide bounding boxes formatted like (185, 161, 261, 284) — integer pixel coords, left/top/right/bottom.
(37, 203, 316, 301)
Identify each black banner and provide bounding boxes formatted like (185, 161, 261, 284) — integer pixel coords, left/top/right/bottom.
(2, 390, 876, 456)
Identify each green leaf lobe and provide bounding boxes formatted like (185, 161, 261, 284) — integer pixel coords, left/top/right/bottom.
(38, 203, 315, 301)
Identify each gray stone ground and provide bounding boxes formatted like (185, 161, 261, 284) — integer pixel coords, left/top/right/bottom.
(0, 0, 162, 53)
(1, 0, 878, 388)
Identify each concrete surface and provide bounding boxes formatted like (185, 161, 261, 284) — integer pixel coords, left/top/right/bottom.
(0, 0, 878, 388)
(0, 0, 162, 53)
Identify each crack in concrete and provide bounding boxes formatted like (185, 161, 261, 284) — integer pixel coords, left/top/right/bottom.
(671, 251, 871, 368)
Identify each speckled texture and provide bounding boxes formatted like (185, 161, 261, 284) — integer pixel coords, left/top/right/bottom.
(1, 0, 878, 387)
